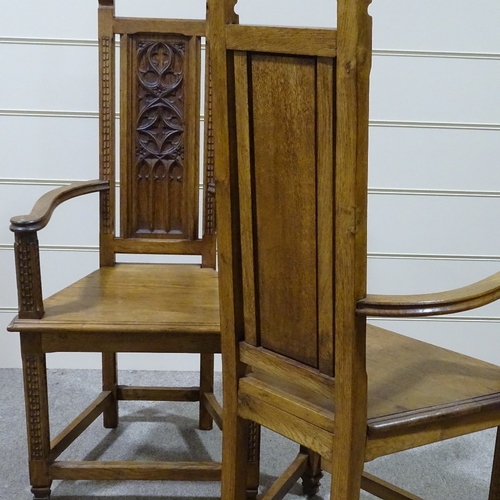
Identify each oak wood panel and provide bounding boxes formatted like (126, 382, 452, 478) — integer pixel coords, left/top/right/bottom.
(114, 18, 206, 36)
(120, 33, 200, 241)
(239, 375, 334, 433)
(238, 391, 333, 461)
(316, 57, 336, 377)
(234, 50, 258, 346)
(50, 461, 221, 481)
(112, 237, 204, 254)
(8, 265, 219, 336)
(366, 410, 500, 462)
(250, 52, 318, 367)
(366, 326, 500, 422)
(357, 270, 500, 317)
(225, 25, 337, 57)
(38, 331, 220, 353)
(240, 343, 335, 400)
(117, 386, 199, 401)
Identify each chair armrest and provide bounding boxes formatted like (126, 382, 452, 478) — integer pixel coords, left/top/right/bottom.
(356, 271, 500, 317)
(10, 180, 109, 233)
(9, 180, 109, 320)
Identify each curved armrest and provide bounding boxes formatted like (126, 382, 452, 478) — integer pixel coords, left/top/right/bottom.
(10, 180, 109, 233)
(356, 271, 500, 317)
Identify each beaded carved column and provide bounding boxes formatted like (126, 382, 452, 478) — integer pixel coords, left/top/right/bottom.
(98, 0, 119, 429)
(202, 44, 217, 268)
(13, 232, 44, 320)
(246, 421, 261, 500)
(20, 333, 51, 500)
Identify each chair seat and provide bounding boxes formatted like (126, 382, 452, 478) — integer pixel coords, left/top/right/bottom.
(8, 264, 220, 352)
(240, 325, 500, 438)
(367, 326, 500, 433)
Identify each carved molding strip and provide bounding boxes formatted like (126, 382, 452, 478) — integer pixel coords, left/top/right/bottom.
(100, 36, 113, 233)
(25, 356, 44, 460)
(204, 55, 216, 235)
(247, 421, 259, 463)
(14, 233, 43, 318)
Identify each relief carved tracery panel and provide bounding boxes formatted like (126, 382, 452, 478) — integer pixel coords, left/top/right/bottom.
(132, 38, 187, 237)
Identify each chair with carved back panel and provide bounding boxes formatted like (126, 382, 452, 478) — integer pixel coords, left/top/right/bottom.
(210, 0, 500, 498)
(7, 2, 259, 499)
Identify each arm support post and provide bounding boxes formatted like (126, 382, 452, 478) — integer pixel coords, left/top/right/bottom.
(10, 180, 110, 319)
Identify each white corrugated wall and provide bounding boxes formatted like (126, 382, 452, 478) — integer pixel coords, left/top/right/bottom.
(1, 0, 499, 369)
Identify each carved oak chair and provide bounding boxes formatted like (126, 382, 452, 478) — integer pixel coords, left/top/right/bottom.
(6, 2, 235, 499)
(209, 0, 500, 498)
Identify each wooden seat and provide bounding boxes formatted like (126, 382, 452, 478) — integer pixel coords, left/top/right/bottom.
(209, 0, 500, 498)
(6, 2, 259, 499)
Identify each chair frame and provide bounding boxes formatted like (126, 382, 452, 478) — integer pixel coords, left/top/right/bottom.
(209, 0, 500, 498)
(7, 2, 235, 499)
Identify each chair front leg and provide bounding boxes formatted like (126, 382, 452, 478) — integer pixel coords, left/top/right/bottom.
(21, 333, 52, 500)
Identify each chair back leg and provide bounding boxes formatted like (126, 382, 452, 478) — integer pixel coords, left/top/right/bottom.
(489, 427, 500, 500)
(102, 352, 118, 428)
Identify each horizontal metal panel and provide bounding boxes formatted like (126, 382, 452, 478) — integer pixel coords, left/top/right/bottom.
(115, 0, 206, 20)
(0, 115, 98, 181)
(371, 0, 500, 53)
(0, 0, 96, 39)
(368, 194, 500, 256)
(369, 318, 500, 366)
(370, 56, 500, 124)
(0, 0, 206, 40)
(0, 44, 98, 111)
(368, 126, 500, 191)
(233, 0, 336, 28)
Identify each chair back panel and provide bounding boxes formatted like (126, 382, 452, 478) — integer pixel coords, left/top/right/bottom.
(98, 2, 215, 265)
(229, 42, 336, 370)
(120, 34, 201, 241)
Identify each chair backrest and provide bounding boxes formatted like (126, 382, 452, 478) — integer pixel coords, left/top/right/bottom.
(210, 0, 372, 403)
(98, 0, 215, 268)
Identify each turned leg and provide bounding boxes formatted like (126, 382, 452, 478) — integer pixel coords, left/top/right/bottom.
(246, 421, 261, 500)
(199, 353, 214, 430)
(20, 333, 52, 500)
(102, 352, 118, 428)
(489, 427, 500, 500)
(300, 446, 323, 496)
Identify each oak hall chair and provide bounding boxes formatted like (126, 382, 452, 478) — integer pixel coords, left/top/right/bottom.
(209, 0, 500, 499)
(6, 2, 234, 499)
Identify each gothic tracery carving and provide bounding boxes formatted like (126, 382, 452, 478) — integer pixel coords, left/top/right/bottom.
(133, 39, 186, 236)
